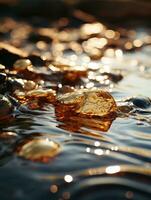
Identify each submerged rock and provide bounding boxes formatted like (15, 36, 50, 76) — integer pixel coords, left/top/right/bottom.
(16, 138, 60, 163)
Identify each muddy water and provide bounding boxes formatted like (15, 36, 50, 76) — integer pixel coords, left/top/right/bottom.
(0, 25, 151, 200)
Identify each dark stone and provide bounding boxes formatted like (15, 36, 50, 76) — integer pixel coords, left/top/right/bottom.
(0, 73, 7, 84)
(129, 96, 151, 109)
(6, 78, 23, 93)
(0, 95, 13, 118)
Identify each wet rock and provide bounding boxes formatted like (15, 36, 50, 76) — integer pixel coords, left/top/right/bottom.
(24, 80, 36, 91)
(0, 132, 17, 140)
(16, 89, 56, 109)
(101, 72, 123, 83)
(118, 105, 133, 114)
(127, 96, 151, 109)
(56, 89, 117, 119)
(0, 73, 7, 84)
(13, 59, 32, 71)
(87, 49, 102, 60)
(0, 64, 5, 72)
(26, 89, 56, 99)
(0, 43, 27, 68)
(6, 78, 24, 93)
(16, 138, 60, 163)
(0, 95, 13, 119)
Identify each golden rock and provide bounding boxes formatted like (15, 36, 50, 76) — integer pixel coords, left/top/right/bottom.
(56, 89, 117, 118)
(16, 138, 60, 163)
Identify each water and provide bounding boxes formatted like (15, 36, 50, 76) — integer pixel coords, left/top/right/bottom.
(0, 20, 151, 200)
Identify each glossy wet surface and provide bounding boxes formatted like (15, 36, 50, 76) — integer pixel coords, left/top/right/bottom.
(0, 18, 151, 200)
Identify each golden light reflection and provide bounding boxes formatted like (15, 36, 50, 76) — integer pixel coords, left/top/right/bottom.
(104, 48, 115, 57)
(64, 175, 73, 183)
(94, 149, 103, 156)
(86, 82, 94, 88)
(125, 191, 134, 199)
(86, 147, 91, 153)
(62, 192, 70, 199)
(81, 23, 105, 37)
(105, 149, 110, 155)
(133, 39, 143, 48)
(105, 165, 121, 174)
(105, 30, 116, 39)
(125, 42, 133, 50)
(36, 41, 47, 50)
(50, 185, 58, 193)
(111, 146, 119, 151)
(115, 49, 123, 59)
(94, 141, 100, 147)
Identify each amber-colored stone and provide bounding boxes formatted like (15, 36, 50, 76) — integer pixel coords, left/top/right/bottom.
(56, 89, 117, 118)
(16, 138, 60, 163)
(15, 89, 56, 109)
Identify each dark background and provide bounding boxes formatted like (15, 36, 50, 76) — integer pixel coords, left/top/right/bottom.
(0, 0, 151, 21)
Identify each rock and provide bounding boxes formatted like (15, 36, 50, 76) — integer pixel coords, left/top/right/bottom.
(0, 73, 7, 84)
(6, 78, 24, 93)
(26, 89, 56, 100)
(16, 138, 60, 163)
(0, 95, 13, 119)
(24, 80, 36, 91)
(0, 131, 17, 140)
(56, 89, 117, 118)
(0, 42, 27, 68)
(127, 96, 151, 109)
(13, 59, 32, 71)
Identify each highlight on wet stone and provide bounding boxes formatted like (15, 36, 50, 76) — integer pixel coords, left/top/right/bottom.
(0, 95, 14, 120)
(16, 138, 61, 163)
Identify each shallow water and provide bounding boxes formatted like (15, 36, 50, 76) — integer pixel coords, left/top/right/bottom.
(0, 23, 151, 200)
